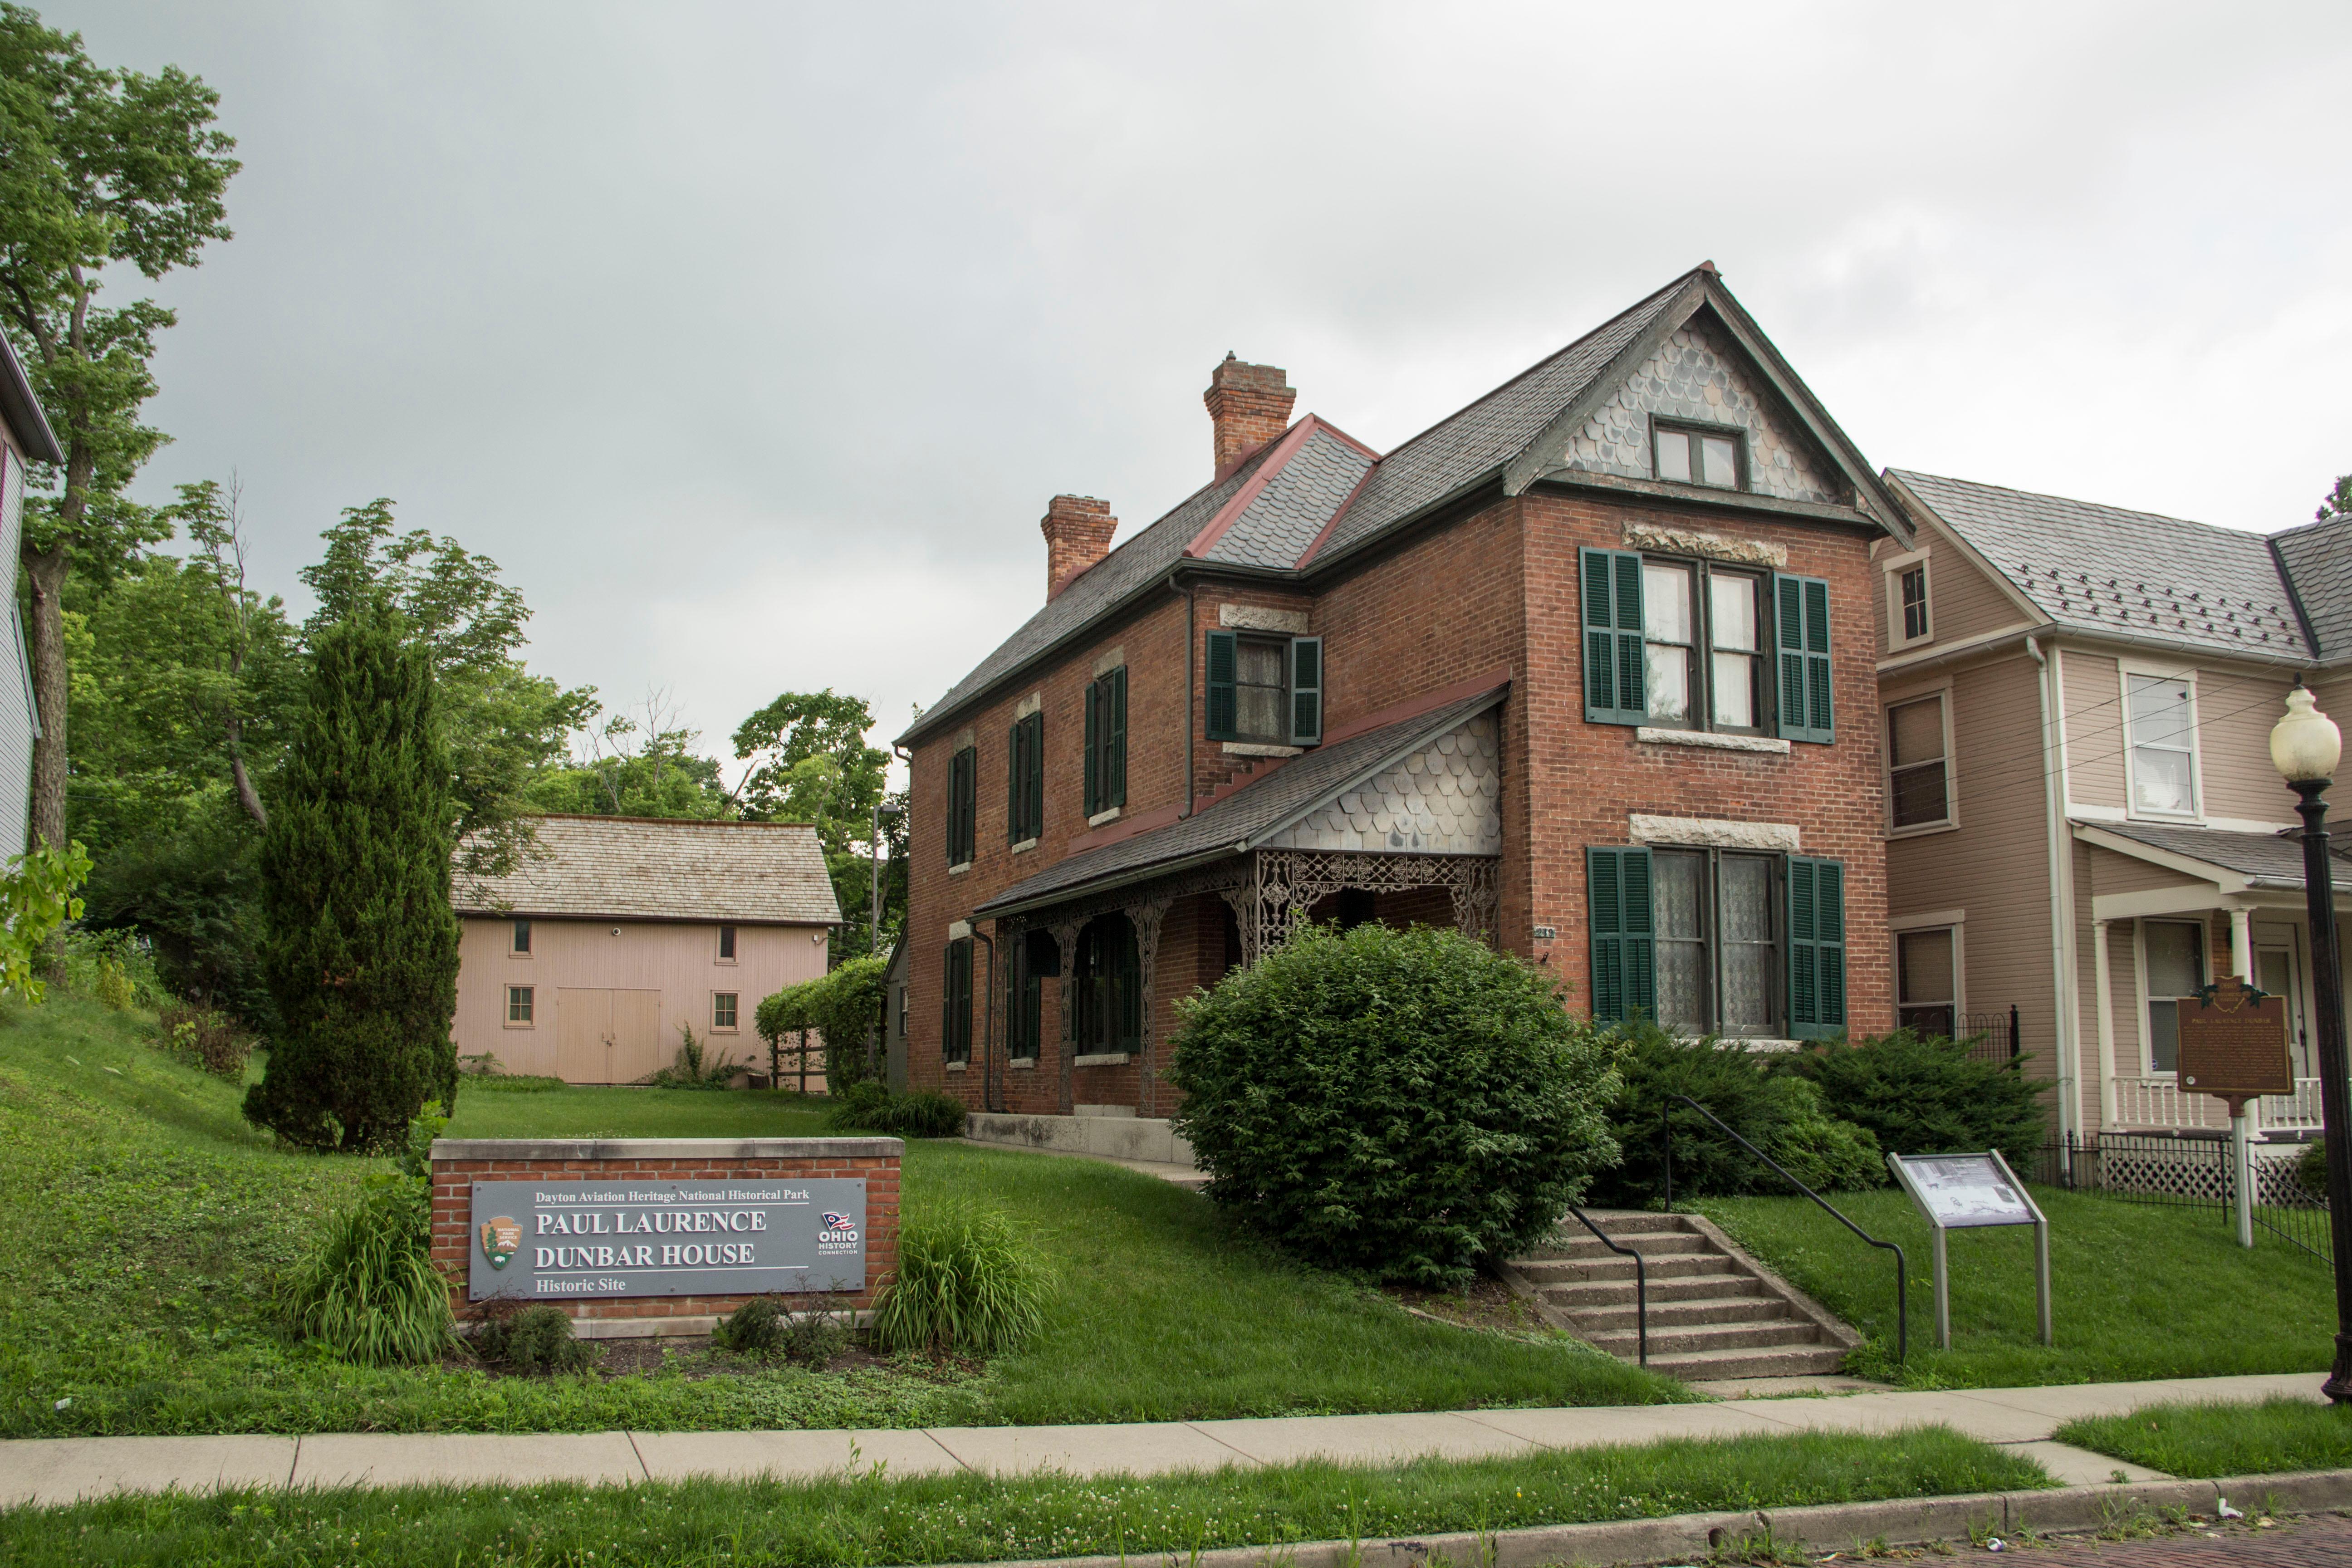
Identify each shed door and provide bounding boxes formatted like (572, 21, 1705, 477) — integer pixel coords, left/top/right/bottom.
(556, 988, 613, 1082)
(609, 989, 665, 1083)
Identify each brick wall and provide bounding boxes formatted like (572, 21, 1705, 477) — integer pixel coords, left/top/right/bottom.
(428, 1140, 900, 1325)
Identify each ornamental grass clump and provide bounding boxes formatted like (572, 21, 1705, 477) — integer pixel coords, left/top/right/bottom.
(872, 1204, 1050, 1357)
(279, 1180, 454, 1366)
(1168, 921, 1623, 1288)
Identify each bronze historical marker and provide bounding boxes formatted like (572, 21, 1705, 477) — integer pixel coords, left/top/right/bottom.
(2177, 975, 2293, 1107)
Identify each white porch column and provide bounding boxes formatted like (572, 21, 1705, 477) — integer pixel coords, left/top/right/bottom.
(2093, 919, 2117, 1127)
(2229, 906, 2255, 982)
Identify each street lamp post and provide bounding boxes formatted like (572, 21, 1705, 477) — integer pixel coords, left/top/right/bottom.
(2269, 681, 2352, 1405)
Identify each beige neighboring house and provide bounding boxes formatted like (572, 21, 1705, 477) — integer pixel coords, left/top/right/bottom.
(453, 814, 842, 1084)
(1873, 470, 2351, 1152)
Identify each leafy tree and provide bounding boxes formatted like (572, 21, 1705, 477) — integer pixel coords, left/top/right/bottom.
(245, 603, 460, 1151)
(2321, 474, 2352, 523)
(527, 690, 734, 820)
(78, 804, 270, 1020)
(298, 500, 593, 898)
(732, 690, 897, 957)
(0, 5, 239, 850)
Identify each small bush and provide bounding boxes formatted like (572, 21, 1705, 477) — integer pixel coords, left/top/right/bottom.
(1785, 1029, 2049, 1164)
(757, 953, 888, 1088)
(471, 1301, 597, 1374)
(2299, 1138, 2328, 1200)
(1169, 922, 1622, 1287)
(464, 1073, 567, 1093)
(647, 1023, 741, 1089)
(872, 1204, 1050, 1357)
(156, 1001, 256, 1078)
(56, 925, 165, 1011)
(1589, 1024, 1882, 1206)
(825, 1082, 967, 1138)
(280, 1179, 453, 1365)
(710, 1293, 853, 1367)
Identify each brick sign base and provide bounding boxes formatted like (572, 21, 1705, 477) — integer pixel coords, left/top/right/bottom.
(429, 1137, 902, 1336)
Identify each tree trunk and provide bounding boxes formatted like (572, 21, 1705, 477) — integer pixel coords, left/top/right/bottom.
(24, 541, 69, 852)
(227, 725, 268, 827)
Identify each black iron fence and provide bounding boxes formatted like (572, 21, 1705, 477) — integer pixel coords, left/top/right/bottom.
(2020, 1132, 2331, 1263)
(1956, 1005, 2022, 1067)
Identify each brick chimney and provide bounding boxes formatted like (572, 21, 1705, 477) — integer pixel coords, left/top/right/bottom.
(1039, 494, 1117, 599)
(1204, 353, 1296, 473)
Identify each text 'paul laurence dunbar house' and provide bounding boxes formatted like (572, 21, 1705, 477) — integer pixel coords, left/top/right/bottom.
(899, 265, 1909, 1122)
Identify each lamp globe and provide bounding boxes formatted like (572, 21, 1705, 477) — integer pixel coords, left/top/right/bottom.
(2271, 683, 2342, 784)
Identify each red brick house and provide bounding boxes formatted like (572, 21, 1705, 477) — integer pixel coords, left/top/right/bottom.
(899, 265, 1908, 1125)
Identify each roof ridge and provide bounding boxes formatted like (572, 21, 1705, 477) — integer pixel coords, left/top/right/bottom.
(1890, 468, 2271, 543)
(525, 813, 815, 830)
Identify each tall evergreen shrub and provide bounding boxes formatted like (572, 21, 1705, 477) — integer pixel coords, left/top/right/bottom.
(244, 604, 461, 1149)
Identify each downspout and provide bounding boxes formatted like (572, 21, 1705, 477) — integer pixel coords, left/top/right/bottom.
(972, 927, 1000, 1115)
(1171, 570, 1195, 818)
(2027, 636, 2082, 1157)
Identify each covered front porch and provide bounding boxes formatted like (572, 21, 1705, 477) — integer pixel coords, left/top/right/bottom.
(964, 686, 1508, 1122)
(2077, 820, 2346, 1139)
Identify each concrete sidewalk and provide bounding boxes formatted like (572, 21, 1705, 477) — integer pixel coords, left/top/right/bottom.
(0, 1372, 2323, 1509)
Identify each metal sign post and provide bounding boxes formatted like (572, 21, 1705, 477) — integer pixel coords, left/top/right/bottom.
(1886, 1150, 2051, 1349)
(2178, 976, 2294, 1250)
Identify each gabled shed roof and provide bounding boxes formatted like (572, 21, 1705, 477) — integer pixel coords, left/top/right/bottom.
(454, 814, 843, 925)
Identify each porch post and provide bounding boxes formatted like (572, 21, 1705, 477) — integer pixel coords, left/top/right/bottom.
(1050, 919, 1082, 1117)
(1131, 897, 1171, 1118)
(2092, 919, 2117, 1127)
(2230, 906, 2255, 982)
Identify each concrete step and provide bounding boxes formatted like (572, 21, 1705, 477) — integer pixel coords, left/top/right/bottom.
(1548, 1230, 1714, 1259)
(1516, 1252, 1737, 1285)
(1564, 1211, 1697, 1239)
(1563, 1294, 1790, 1332)
(1583, 1318, 1823, 1358)
(1641, 1343, 1855, 1380)
(1539, 1272, 1764, 1308)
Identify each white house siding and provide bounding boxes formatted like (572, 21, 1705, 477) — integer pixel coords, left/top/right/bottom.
(0, 449, 36, 857)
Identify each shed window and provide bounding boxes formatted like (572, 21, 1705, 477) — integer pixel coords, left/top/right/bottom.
(506, 985, 534, 1025)
(512, 919, 531, 955)
(712, 992, 738, 1031)
(718, 924, 736, 961)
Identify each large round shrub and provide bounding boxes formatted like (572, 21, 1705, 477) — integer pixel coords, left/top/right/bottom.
(1166, 923, 1621, 1287)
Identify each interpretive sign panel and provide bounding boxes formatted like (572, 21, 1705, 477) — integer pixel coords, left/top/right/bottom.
(466, 1178, 866, 1302)
(2178, 977, 2293, 1100)
(1890, 1153, 2036, 1229)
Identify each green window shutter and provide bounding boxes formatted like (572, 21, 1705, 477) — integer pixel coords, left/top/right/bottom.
(947, 746, 975, 865)
(1586, 845, 1655, 1024)
(1774, 574, 1835, 743)
(1107, 667, 1127, 808)
(1205, 629, 1238, 741)
(1083, 680, 1100, 816)
(1006, 720, 1023, 843)
(1787, 856, 1847, 1039)
(1580, 548, 1646, 725)
(1026, 713, 1044, 839)
(1289, 636, 1323, 745)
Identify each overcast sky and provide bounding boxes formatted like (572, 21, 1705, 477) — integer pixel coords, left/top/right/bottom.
(48, 1, 2352, 779)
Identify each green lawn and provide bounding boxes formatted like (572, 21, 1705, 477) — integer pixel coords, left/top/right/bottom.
(1695, 1186, 2337, 1389)
(2056, 1397, 2352, 1478)
(1, 992, 1678, 1437)
(0, 1427, 2046, 1567)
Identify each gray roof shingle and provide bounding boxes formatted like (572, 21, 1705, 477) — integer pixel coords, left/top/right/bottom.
(1892, 470, 2311, 662)
(2269, 513, 2352, 659)
(456, 815, 843, 924)
(973, 685, 1509, 915)
(1202, 424, 1377, 568)
(2083, 819, 2352, 892)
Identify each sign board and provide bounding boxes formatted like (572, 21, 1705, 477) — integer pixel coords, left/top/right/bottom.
(1892, 1153, 2037, 1229)
(1887, 1150, 2051, 1349)
(2177, 976, 2293, 1101)
(466, 1178, 866, 1303)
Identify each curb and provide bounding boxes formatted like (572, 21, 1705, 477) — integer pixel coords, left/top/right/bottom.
(950, 1469, 2352, 1568)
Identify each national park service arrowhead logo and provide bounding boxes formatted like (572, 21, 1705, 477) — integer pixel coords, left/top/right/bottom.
(479, 1215, 522, 1270)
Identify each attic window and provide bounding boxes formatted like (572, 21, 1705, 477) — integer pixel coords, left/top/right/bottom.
(1653, 421, 1744, 491)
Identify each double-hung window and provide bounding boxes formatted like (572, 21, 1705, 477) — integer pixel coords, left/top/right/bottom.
(941, 937, 973, 1063)
(1083, 670, 1126, 817)
(1008, 710, 1044, 843)
(1583, 549, 1829, 741)
(1588, 846, 1846, 1040)
(945, 744, 977, 866)
(1007, 929, 1054, 1061)
(1896, 928, 1957, 1037)
(1205, 630, 1323, 747)
(2125, 671, 2198, 818)
(2142, 920, 2205, 1073)
(1074, 913, 1141, 1055)
(1884, 550, 1931, 649)
(1886, 694, 1951, 830)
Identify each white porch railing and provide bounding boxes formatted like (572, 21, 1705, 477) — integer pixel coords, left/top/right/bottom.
(2111, 1077, 2324, 1134)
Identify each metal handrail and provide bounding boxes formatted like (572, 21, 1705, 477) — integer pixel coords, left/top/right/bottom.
(1561, 1204, 1646, 1366)
(1668, 1093, 1907, 1365)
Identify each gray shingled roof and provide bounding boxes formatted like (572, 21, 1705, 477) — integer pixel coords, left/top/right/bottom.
(905, 445, 1278, 741)
(455, 815, 843, 924)
(2084, 820, 2352, 892)
(1308, 278, 1687, 564)
(1892, 470, 2311, 661)
(973, 686, 1508, 915)
(1201, 423, 1376, 568)
(2269, 513, 2352, 659)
